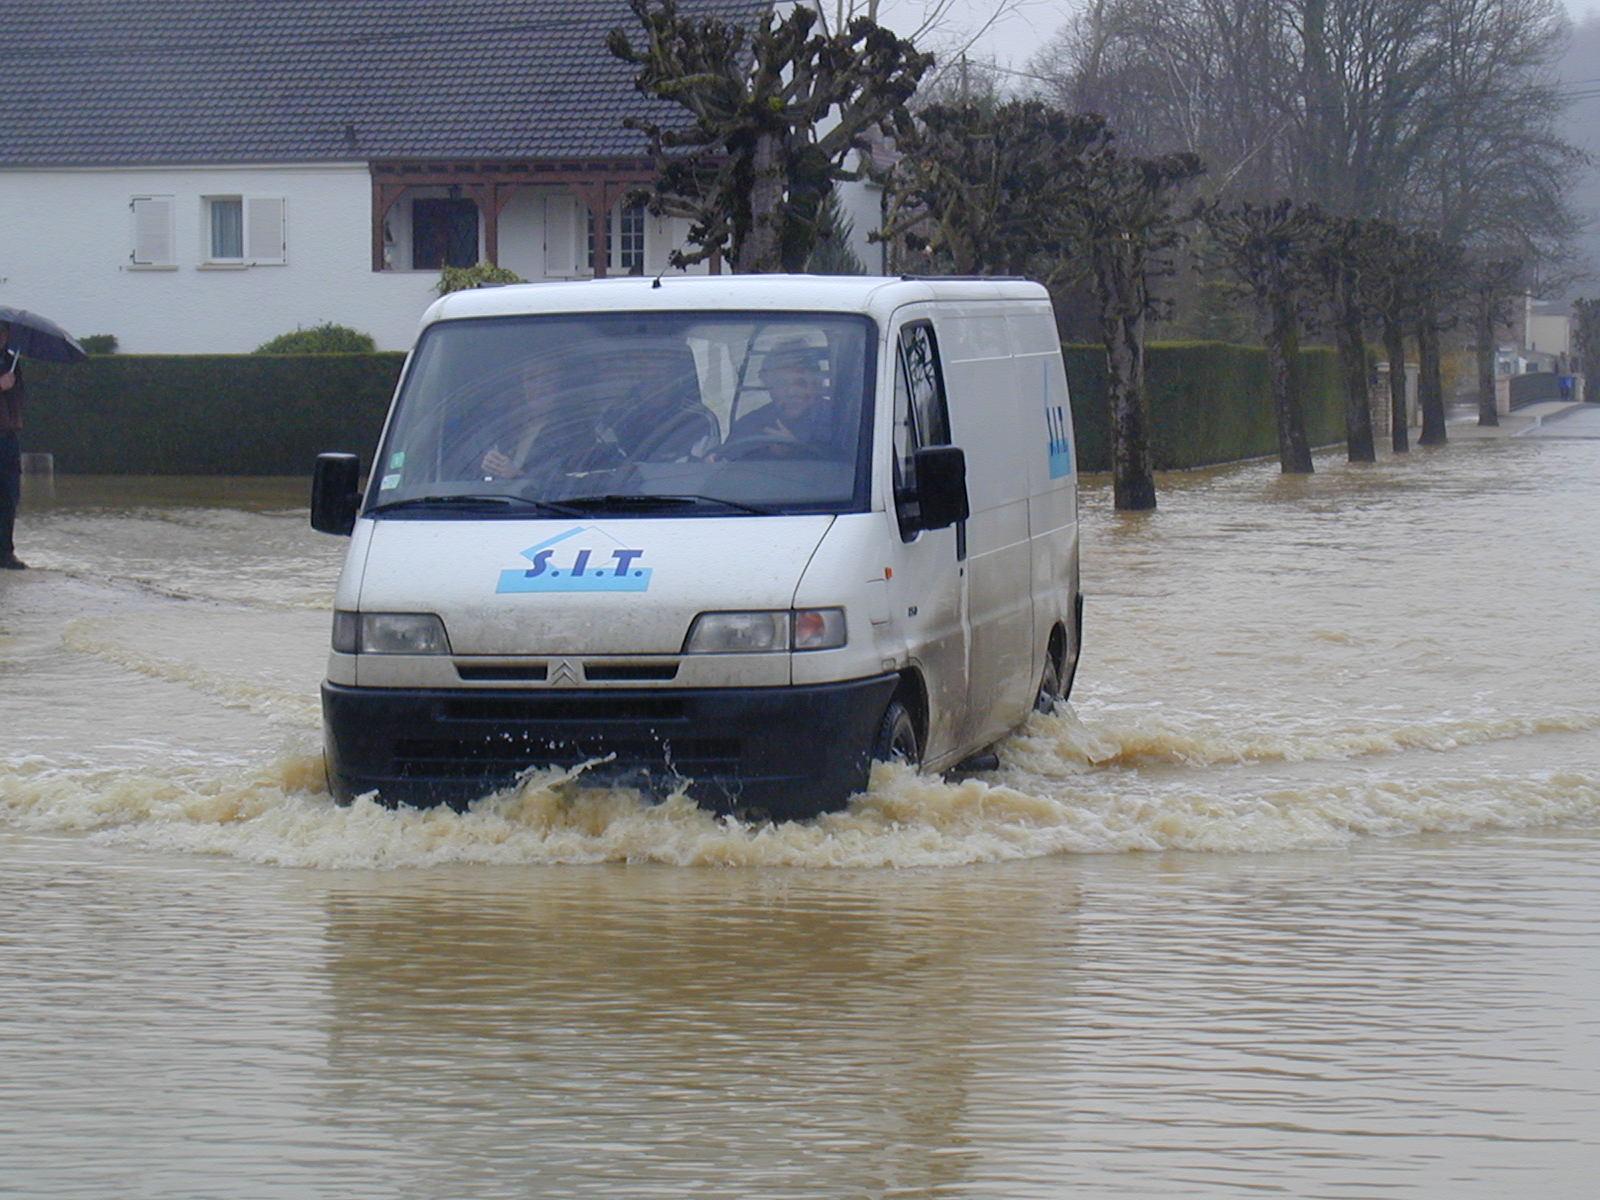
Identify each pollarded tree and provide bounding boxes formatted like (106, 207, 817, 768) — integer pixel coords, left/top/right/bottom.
(608, 0, 933, 273)
(1307, 212, 1377, 463)
(1201, 199, 1323, 474)
(1461, 254, 1524, 428)
(882, 103, 1201, 510)
(879, 100, 1101, 275)
(1574, 297, 1600, 378)
(1410, 232, 1464, 446)
(1051, 130, 1204, 510)
(1357, 219, 1421, 453)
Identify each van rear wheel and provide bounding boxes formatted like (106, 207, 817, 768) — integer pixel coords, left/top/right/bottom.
(872, 699, 921, 766)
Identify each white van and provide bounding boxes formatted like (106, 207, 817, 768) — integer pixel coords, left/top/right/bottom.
(310, 275, 1080, 820)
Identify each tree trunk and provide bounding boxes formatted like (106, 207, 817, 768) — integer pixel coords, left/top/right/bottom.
(737, 130, 785, 273)
(1336, 288, 1375, 462)
(1384, 317, 1409, 453)
(1267, 294, 1314, 473)
(1417, 315, 1447, 445)
(1476, 297, 1499, 427)
(1098, 245, 1156, 511)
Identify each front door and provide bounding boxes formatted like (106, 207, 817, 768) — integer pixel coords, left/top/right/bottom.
(884, 316, 970, 765)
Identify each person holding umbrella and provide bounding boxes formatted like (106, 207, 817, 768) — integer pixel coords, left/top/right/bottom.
(0, 322, 29, 569)
(0, 307, 87, 569)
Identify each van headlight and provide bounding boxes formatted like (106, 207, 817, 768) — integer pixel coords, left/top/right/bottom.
(332, 611, 451, 655)
(683, 609, 846, 654)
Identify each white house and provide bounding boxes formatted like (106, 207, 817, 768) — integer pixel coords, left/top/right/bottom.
(0, 0, 884, 354)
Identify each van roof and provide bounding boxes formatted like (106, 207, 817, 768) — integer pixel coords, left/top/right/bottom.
(423, 274, 1051, 328)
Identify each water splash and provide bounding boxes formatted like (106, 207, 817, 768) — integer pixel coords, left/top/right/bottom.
(4, 739, 1595, 871)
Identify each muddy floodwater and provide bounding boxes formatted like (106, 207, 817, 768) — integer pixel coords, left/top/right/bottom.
(3, 429, 1598, 1198)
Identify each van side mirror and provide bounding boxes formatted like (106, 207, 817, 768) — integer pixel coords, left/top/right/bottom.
(913, 445, 969, 532)
(311, 453, 362, 536)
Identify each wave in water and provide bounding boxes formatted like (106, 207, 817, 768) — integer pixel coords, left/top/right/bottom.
(3, 741, 1596, 870)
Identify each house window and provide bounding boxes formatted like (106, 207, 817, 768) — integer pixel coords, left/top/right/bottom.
(202, 196, 287, 266)
(130, 195, 176, 267)
(208, 197, 245, 260)
(579, 202, 646, 273)
(618, 203, 646, 273)
(412, 198, 479, 269)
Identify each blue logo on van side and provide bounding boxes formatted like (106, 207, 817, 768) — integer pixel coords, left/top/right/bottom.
(496, 526, 652, 593)
(1047, 402, 1073, 479)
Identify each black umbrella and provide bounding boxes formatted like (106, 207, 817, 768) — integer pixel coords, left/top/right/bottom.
(0, 305, 88, 363)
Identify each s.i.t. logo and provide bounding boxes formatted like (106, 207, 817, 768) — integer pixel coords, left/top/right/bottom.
(1042, 359, 1073, 479)
(496, 526, 652, 593)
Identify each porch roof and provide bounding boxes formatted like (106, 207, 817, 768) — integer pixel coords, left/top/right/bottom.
(1, 0, 769, 169)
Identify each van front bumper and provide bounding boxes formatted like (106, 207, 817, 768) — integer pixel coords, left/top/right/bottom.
(321, 675, 901, 820)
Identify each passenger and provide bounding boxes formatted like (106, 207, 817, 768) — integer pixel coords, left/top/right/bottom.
(479, 362, 599, 484)
(724, 338, 845, 456)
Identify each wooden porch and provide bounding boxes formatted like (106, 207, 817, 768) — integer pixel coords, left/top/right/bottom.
(369, 159, 720, 276)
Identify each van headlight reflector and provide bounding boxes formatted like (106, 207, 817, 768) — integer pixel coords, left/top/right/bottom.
(332, 611, 451, 655)
(683, 609, 846, 654)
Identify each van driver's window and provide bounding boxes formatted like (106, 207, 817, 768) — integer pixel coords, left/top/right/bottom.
(894, 322, 951, 534)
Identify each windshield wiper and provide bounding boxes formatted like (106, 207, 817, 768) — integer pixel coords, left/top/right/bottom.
(366, 494, 585, 516)
(555, 493, 779, 516)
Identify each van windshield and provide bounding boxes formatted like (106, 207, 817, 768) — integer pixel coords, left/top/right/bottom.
(367, 311, 876, 517)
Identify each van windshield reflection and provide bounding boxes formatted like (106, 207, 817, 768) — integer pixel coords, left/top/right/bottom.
(367, 311, 876, 518)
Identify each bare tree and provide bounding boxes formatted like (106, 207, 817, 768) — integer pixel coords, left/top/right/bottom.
(1052, 134, 1204, 510)
(1462, 254, 1524, 427)
(1202, 199, 1322, 474)
(1574, 296, 1600, 377)
(1408, 0, 1583, 261)
(1028, 0, 1583, 283)
(883, 101, 1200, 509)
(609, 0, 932, 272)
(1359, 219, 1426, 453)
(1307, 212, 1377, 462)
(880, 100, 1092, 274)
(1410, 232, 1463, 445)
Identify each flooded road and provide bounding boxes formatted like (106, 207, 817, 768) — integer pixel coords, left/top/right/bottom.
(3, 436, 1597, 1197)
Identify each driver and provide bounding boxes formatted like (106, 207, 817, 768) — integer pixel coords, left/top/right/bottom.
(726, 338, 840, 451)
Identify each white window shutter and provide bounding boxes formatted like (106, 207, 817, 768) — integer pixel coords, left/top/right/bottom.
(131, 196, 175, 265)
(246, 197, 287, 264)
(543, 194, 577, 276)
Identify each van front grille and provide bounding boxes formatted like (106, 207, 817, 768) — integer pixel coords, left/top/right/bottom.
(454, 662, 549, 682)
(584, 662, 680, 682)
(439, 695, 688, 723)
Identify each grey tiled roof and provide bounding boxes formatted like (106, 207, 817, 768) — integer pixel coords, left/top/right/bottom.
(2, 0, 771, 167)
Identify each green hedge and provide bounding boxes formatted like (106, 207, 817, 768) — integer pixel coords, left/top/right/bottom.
(22, 342, 1344, 476)
(1065, 342, 1345, 471)
(25, 354, 405, 474)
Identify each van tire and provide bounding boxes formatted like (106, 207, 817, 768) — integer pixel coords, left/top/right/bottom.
(1035, 653, 1063, 714)
(872, 699, 921, 766)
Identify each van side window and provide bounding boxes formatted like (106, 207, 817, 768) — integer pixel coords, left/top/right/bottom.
(893, 322, 952, 537)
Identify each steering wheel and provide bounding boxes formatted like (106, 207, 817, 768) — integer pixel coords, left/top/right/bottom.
(714, 433, 819, 461)
(628, 407, 720, 462)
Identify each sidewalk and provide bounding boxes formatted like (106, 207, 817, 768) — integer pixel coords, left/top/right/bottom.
(1445, 399, 1589, 438)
